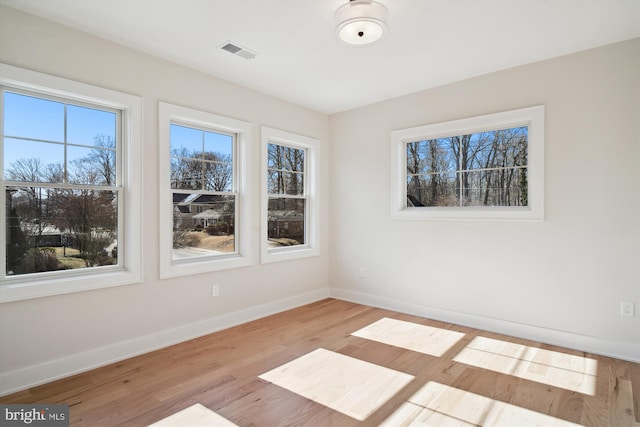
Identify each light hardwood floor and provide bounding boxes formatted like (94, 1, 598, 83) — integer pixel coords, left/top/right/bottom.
(1, 299, 638, 426)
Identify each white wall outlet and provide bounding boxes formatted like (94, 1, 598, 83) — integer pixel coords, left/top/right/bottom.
(620, 301, 634, 317)
(212, 284, 220, 297)
(359, 267, 366, 278)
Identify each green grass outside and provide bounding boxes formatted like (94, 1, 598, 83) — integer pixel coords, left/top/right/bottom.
(53, 247, 87, 269)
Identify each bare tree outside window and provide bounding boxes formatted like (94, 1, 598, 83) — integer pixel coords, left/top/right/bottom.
(3, 90, 120, 276)
(406, 126, 528, 208)
(267, 143, 306, 247)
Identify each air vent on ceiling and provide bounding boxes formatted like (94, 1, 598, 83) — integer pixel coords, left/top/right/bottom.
(220, 42, 257, 60)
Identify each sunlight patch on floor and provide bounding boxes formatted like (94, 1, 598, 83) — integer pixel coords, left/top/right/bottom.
(453, 336, 597, 395)
(380, 381, 584, 426)
(147, 403, 238, 427)
(259, 348, 414, 421)
(351, 317, 465, 357)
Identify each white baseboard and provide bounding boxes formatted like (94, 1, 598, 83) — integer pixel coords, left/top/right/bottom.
(329, 287, 640, 363)
(3, 286, 636, 397)
(0, 288, 329, 397)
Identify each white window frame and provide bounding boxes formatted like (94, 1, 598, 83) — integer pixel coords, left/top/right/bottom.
(391, 105, 544, 221)
(159, 102, 252, 278)
(261, 126, 319, 263)
(0, 63, 143, 303)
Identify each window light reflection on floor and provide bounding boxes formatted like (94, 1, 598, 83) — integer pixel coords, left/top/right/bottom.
(259, 348, 415, 421)
(380, 381, 584, 427)
(147, 403, 238, 427)
(351, 317, 465, 357)
(453, 336, 597, 395)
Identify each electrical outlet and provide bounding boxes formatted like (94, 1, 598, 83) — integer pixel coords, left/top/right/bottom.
(359, 267, 366, 278)
(620, 301, 634, 317)
(212, 284, 220, 297)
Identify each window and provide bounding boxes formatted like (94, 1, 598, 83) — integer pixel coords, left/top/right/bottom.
(391, 106, 544, 220)
(261, 127, 319, 263)
(0, 63, 142, 302)
(159, 103, 251, 278)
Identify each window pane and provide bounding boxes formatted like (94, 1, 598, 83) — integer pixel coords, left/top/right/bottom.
(267, 197, 305, 247)
(171, 125, 235, 192)
(407, 127, 528, 177)
(203, 159, 233, 192)
(267, 143, 305, 172)
(3, 91, 64, 142)
(407, 172, 458, 207)
(68, 145, 116, 186)
(171, 158, 202, 190)
(204, 130, 233, 162)
(4, 138, 64, 182)
(4, 94, 119, 187)
(462, 168, 528, 207)
(170, 124, 202, 158)
(172, 193, 236, 259)
(465, 127, 528, 171)
(267, 143, 305, 196)
(267, 170, 304, 195)
(6, 186, 118, 276)
(406, 140, 456, 176)
(67, 105, 117, 147)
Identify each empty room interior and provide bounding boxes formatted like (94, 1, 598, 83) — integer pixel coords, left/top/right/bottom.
(0, 0, 639, 425)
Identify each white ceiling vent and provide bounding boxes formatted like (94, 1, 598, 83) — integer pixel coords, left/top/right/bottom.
(220, 41, 257, 60)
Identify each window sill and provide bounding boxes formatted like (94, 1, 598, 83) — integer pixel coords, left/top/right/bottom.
(392, 206, 543, 221)
(261, 245, 320, 264)
(0, 267, 142, 303)
(160, 254, 252, 279)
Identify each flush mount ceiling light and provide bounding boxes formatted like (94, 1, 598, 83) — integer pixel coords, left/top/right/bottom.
(334, 0, 388, 47)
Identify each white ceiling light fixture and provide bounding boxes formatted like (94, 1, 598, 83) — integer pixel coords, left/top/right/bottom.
(334, 0, 388, 47)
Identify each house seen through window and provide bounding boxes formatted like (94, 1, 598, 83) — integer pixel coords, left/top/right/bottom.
(170, 123, 237, 259)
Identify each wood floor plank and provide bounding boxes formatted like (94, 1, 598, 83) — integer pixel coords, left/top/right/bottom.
(609, 378, 640, 427)
(1, 298, 638, 426)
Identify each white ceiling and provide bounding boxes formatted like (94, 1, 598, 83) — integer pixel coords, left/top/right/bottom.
(1, 0, 639, 114)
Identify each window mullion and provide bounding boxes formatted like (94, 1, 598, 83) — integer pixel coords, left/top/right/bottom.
(63, 103, 68, 183)
(0, 88, 5, 279)
(268, 194, 305, 200)
(458, 140, 463, 207)
(200, 130, 205, 191)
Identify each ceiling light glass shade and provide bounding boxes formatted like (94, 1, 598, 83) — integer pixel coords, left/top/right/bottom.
(334, 0, 388, 47)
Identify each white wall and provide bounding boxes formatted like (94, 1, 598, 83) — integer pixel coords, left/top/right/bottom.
(0, 5, 330, 394)
(329, 38, 640, 359)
